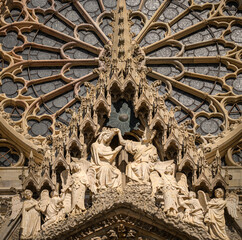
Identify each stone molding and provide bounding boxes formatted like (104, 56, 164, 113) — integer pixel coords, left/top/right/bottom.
(36, 185, 211, 240)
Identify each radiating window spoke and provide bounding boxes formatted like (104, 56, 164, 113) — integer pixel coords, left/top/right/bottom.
(0, 0, 241, 141)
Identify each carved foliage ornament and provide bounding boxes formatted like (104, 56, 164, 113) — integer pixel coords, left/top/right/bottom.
(0, 0, 241, 164)
(0, 0, 241, 240)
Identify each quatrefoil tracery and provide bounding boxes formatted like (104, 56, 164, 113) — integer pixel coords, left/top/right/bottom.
(0, 0, 241, 166)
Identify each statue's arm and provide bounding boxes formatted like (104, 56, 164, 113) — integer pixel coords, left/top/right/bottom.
(178, 196, 186, 208)
(207, 200, 224, 207)
(117, 130, 127, 146)
(25, 202, 37, 211)
(35, 202, 41, 212)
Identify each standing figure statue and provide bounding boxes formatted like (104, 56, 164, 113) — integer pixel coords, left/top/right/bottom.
(70, 160, 90, 214)
(198, 188, 239, 240)
(161, 166, 180, 217)
(91, 128, 122, 191)
(204, 188, 229, 240)
(60, 170, 72, 216)
(21, 189, 41, 239)
(118, 127, 158, 184)
(176, 172, 189, 196)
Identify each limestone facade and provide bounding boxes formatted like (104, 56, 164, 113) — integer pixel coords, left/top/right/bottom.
(0, 0, 241, 240)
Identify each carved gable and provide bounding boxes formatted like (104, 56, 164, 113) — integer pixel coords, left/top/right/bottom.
(0, 1, 241, 240)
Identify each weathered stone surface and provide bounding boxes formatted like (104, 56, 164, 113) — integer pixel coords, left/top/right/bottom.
(0, 1, 242, 240)
(36, 185, 211, 240)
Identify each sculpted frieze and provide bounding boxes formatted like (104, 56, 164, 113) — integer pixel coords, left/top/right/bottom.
(14, 117, 239, 240)
(4, 1, 241, 240)
(33, 185, 211, 240)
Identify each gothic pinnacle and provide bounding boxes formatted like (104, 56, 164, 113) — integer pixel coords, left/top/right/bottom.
(111, 0, 133, 63)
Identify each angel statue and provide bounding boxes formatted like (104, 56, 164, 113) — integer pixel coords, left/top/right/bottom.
(117, 127, 158, 184)
(161, 166, 181, 217)
(20, 189, 41, 239)
(91, 128, 122, 191)
(60, 170, 72, 216)
(176, 172, 189, 196)
(199, 188, 239, 240)
(149, 164, 181, 216)
(178, 191, 204, 227)
(150, 160, 174, 197)
(69, 160, 96, 215)
(40, 190, 65, 229)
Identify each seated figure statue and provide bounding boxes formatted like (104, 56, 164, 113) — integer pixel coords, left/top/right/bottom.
(42, 191, 65, 229)
(91, 128, 122, 191)
(178, 191, 204, 227)
(118, 127, 158, 184)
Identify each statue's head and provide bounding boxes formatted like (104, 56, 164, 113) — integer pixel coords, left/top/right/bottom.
(188, 191, 196, 199)
(97, 128, 116, 145)
(141, 127, 156, 144)
(51, 191, 59, 198)
(71, 162, 81, 173)
(165, 166, 173, 175)
(24, 189, 33, 200)
(214, 188, 224, 198)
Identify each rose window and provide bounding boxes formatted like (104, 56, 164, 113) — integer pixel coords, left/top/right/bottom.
(0, 0, 241, 165)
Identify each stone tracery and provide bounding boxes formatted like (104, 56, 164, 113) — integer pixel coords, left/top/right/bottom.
(0, 0, 241, 240)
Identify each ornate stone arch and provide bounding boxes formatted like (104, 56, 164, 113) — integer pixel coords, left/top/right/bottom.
(36, 186, 211, 240)
(0, 0, 241, 240)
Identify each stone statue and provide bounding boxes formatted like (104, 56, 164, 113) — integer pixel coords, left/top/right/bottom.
(198, 188, 238, 240)
(20, 189, 41, 239)
(39, 189, 50, 214)
(42, 191, 65, 229)
(66, 108, 79, 135)
(198, 145, 212, 180)
(150, 160, 174, 196)
(118, 127, 158, 184)
(161, 166, 180, 217)
(176, 172, 189, 196)
(60, 170, 72, 216)
(156, 96, 169, 124)
(69, 160, 90, 214)
(204, 188, 229, 239)
(178, 191, 204, 227)
(91, 128, 122, 190)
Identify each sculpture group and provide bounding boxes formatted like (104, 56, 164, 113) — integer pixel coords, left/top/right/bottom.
(11, 2, 240, 239)
(16, 127, 238, 240)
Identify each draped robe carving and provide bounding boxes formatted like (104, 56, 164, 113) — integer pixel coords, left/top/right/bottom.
(21, 190, 41, 239)
(70, 161, 90, 214)
(161, 166, 180, 217)
(91, 128, 122, 190)
(118, 128, 158, 184)
(125, 140, 158, 183)
(204, 188, 229, 240)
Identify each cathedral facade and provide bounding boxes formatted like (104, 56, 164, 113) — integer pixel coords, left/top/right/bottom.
(0, 0, 241, 239)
